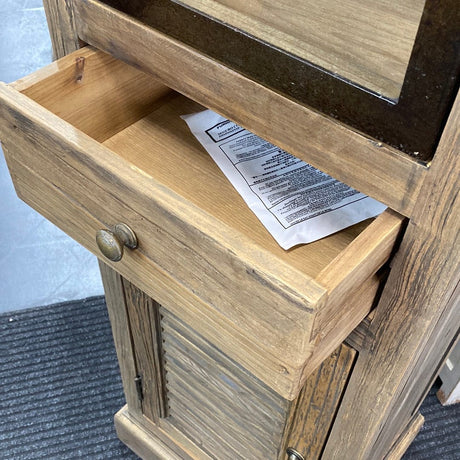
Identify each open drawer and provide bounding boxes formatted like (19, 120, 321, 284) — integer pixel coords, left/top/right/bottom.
(0, 47, 404, 399)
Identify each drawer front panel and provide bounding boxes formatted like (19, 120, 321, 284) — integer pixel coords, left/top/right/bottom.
(2, 136, 302, 397)
(0, 83, 322, 399)
(0, 81, 320, 363)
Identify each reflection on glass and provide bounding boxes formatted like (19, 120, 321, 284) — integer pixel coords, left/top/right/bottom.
(177, 0, 426, 99)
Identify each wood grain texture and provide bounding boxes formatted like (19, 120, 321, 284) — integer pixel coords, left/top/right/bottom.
(7, 158, 211, 460)
(4, 146, 301, 398)
(5, 144, 408, 459)
(344, 312, 375, 352)
(301, 275, 379, 382)
(161, 308, 289, 460)
(162, 309, 357, 460)
(115, 406, 193, 460)
(313, 209, 403, 340)
(43, 0, 81, 60)
(179, 0, 424, 99)
(0, 48, 403, 397)
(98, 261, 142, 415)
(122, 280, 168, 423)
(11, 46, 171, 142)
(384, 414, 424, 460)
(25, 6, 458, 458)
(102, 95, 368, 281)
(72, 0, 427, 216)
(0, 81, 322, 374)
(84, 0, 460, 162)
(323, 92, 460, 459)
(281, 344, 356, 460)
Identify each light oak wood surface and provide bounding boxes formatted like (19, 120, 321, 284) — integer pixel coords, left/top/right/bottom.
(72, 0, 427, 217)
(178, 0, 424, 99)
(11, 46, 171, 142)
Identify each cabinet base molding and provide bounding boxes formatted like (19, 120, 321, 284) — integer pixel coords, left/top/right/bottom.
(115, 407, 176, 460)
(115, 405, 423, 460)
(115, 406, 209, 460)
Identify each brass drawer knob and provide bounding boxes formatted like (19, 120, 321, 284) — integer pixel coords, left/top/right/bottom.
(96, 223, 138, 262)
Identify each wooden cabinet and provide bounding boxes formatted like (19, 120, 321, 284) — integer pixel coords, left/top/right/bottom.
(105, 269, 357, 459)
(1, 1, 459, 458)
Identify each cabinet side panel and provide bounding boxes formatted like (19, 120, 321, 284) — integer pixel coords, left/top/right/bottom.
(43, 0, 81, 59)
(323, 92, 460, 460)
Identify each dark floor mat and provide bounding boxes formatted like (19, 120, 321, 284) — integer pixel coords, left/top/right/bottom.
(0, 297, 138, 459)
(403, 381, 460, 459)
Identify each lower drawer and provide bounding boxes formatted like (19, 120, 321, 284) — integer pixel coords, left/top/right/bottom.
(0, 46, 404, 399)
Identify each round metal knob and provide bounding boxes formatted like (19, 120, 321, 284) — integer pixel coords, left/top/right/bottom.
(96, 223, 138, 262)
(286, 448, 304, 460)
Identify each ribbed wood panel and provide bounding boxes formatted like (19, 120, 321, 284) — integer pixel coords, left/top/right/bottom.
(161, 308, 289, 459)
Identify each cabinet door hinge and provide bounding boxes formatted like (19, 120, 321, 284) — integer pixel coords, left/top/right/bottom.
(134, 375, 143, 402)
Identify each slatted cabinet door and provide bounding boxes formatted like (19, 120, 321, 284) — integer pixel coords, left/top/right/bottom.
(161, 308, 357, 460)
(109, 273, 357, 459)
(161, 308, 290, 459)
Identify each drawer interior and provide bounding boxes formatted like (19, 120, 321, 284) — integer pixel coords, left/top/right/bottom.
(13, 46, 372, 279)
(104, 95, 375, 277)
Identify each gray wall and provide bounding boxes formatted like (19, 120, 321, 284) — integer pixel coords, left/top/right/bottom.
(0, 0, 103, 312)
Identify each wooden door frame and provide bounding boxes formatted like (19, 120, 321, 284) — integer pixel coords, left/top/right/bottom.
(96, 0, 460, 161)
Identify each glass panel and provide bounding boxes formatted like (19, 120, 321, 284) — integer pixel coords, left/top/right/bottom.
(177, 0, 426, 99)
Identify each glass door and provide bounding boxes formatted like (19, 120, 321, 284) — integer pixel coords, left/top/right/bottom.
(101, 0, 459, 161)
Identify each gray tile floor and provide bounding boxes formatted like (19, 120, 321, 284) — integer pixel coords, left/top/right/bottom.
(0, 0, 103, 312)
